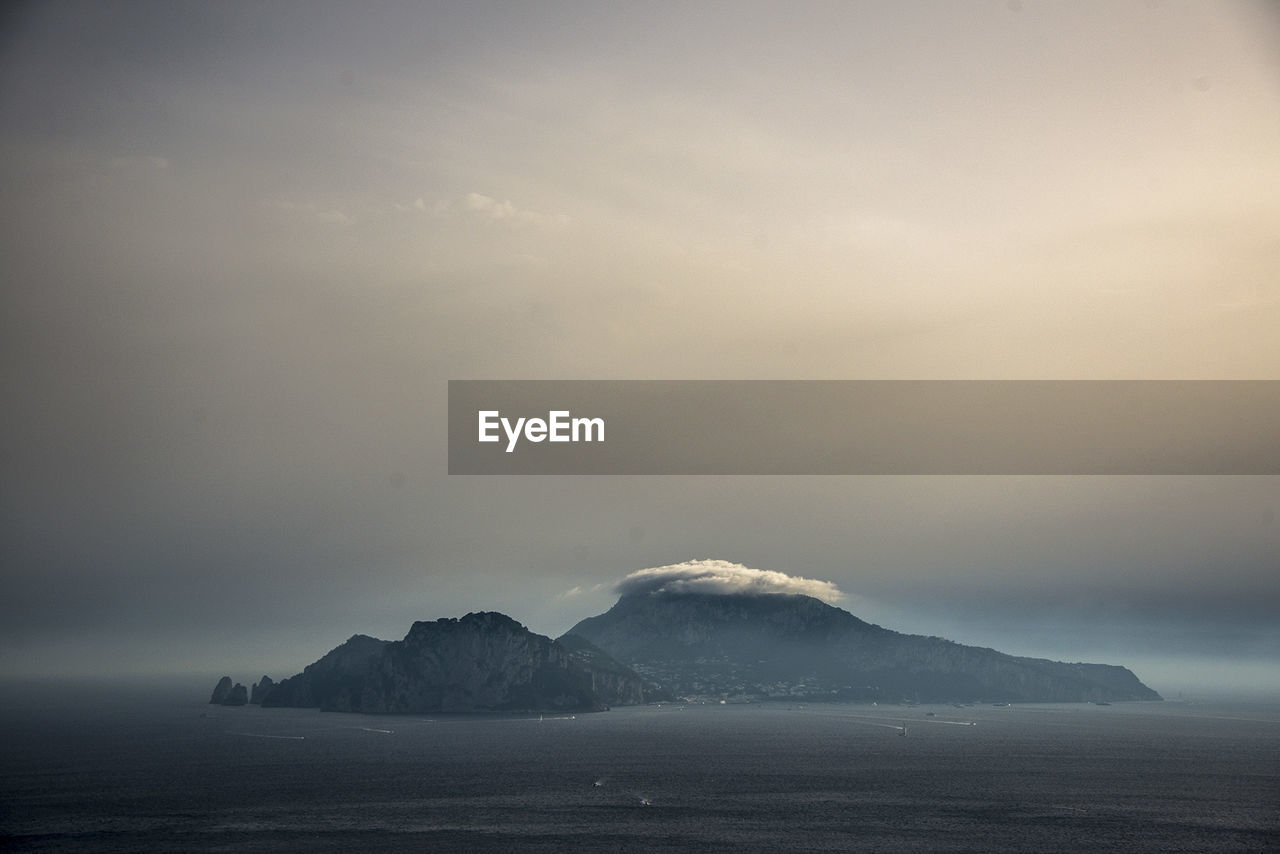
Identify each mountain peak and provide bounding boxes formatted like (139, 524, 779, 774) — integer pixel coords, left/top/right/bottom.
(260, 610, 649, 713)
(566, 585, 1159, 704)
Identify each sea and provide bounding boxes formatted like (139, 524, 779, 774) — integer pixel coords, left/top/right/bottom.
(1, 681, 1277, 852)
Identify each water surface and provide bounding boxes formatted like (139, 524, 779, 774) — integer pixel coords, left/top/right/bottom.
(2, 684, 1276, 851)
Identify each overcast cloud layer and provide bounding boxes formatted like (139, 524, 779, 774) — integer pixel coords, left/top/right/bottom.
(1, 1, 1278, 698)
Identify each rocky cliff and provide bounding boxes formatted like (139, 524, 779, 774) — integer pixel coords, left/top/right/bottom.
(557, 632, 672, 705)
(248, 675, 275, 704)
(254, 612, 650, 713)
(208, 676, 248, 706)
(259, 634, 389, 709)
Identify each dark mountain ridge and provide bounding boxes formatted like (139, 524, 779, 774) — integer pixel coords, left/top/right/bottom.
(213, 590, 1159, 712)
(250, 612, 649, 713)
(565, 591, 1160, 704)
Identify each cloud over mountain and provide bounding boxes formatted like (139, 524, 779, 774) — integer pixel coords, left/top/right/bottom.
(615, 560, 845, 604)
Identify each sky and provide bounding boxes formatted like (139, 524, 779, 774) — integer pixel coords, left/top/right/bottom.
(2, 1, 1278, 699)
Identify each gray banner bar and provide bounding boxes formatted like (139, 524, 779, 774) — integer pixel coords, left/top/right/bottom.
(448, 381, 1280, 474)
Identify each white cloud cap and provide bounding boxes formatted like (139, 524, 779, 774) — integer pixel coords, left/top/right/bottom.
(616, 559, 844, 604)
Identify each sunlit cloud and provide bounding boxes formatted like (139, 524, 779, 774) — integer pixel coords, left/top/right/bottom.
(464, 192, 517, 219)
(616, 559, 845, 604)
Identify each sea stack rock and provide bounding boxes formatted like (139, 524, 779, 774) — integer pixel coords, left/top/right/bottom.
(249, 675, 276, 704)
(225, 683, 249, 706)
(209, 676, 234, 704)
(209, 676, 250, 705)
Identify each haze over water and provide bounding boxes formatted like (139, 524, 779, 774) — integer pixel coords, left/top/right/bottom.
(2, 1, 1278, 697)
(2, 2, 1278, 846)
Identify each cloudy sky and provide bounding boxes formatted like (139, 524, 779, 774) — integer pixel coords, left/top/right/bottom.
(2, 1, 1278, 698)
